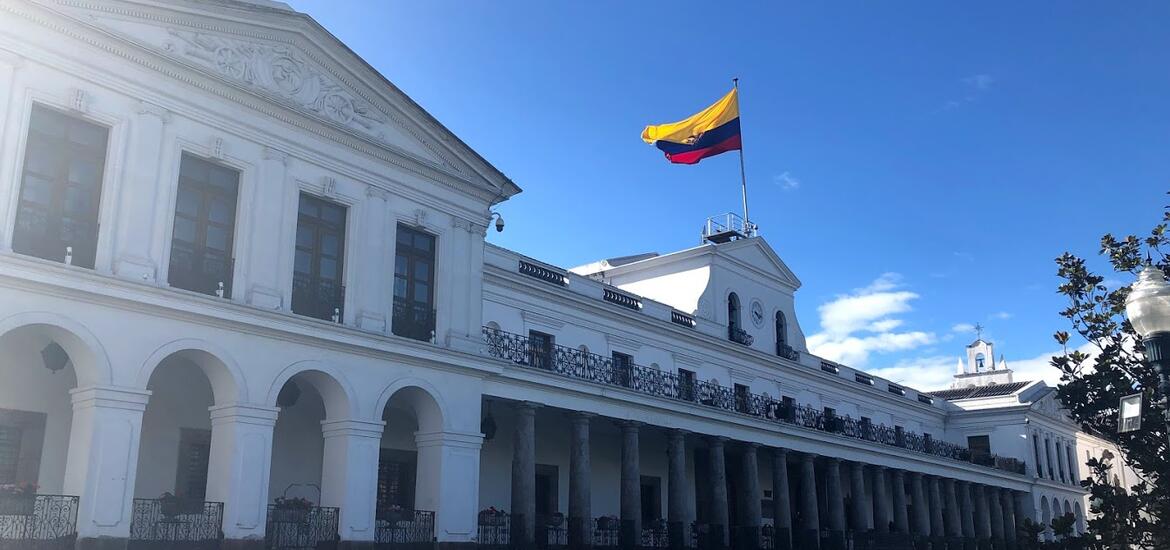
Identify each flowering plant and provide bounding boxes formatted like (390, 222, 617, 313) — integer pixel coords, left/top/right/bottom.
(0, 482, 37, 497)
(273, 496, 313, 510)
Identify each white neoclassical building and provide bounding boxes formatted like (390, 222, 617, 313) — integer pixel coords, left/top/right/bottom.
(0, 1, 1129, 550)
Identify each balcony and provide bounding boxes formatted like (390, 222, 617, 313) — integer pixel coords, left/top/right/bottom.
(482, 326, 1027, 476)
(728, 327, 753, 346)
(129, 497, 223, 547)
(265, 504, 338, 550)
(291, 272, 345, 322)
(168, 244, 235, 298)
(375, 509, 435, 545)
(776, 343, 799, 361)
(0, 494, 78, 549)
(392, 298, 436, 342)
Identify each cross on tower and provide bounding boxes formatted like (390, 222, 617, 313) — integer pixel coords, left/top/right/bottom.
(974, 323, 985, 340)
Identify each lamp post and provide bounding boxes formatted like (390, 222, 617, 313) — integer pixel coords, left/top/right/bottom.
(1123, 263, 1170, 451)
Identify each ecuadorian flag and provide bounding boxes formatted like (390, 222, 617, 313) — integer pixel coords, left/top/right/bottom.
(641, 88, 741, 165)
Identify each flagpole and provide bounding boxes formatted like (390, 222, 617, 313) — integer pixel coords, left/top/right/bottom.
(733, 77, 752, 236)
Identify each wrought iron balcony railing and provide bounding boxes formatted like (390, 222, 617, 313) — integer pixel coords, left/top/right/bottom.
(265, 504, 339, 550)
(291, 272, 345, 322)
(728, 327, 754, 346)
(776, 343, 799, 361)
(375, 509, 435, 544)
(129, 497, 223, 546)
(392, 298, 436, 342)
(0, 494, 79, 548)
(483, 327, 1027, 476)
(168, 243, 235, 299)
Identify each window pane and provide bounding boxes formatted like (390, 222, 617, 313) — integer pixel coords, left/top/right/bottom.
(30, 108, 66, 139)
(24, 140, 56, 176)
(176, 187, 200, 217)
(182, 156, 210, 184)
(394, 254, 407, 276)
(323, 204, 344, 225)
(20, 175, 53, 206)
(294, 250, 312, 274)
(296, 226, 315, 249)
(393, 278, 406, 299)
(413, 261, 430, 282)
(63, 185, 93, 214)
(298, 196, 318, 217)
(173, 217, 197, 244)
(209, 166, 238, 192)
(322, 234, 339, 256)
(69, 119, 108, 148)
(205, 225, 229, 252)
(413, 233, 433, 253)
(208, 197, 234, 225)
(413, 282, 429, 303)
(68, 158, 101, 187)
(319, 258, 337, 280)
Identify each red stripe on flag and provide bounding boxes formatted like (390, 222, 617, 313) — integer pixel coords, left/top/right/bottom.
(664, 134, 742, 165)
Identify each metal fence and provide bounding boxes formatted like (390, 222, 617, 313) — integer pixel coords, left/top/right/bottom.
(375, 509, 435, 547)
(483, 327, 1027, 476)
(0, 494, 78, 550)
(265, 505, 339, 550)
(128, 498, 223, 549)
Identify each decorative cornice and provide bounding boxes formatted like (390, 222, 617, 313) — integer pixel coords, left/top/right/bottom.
(8, 1, 507, 204)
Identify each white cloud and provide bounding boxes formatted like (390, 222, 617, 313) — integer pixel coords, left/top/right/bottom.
(868, 355, 958, 390)
(991, 311, 1012, 320)
(807, 273, 936, 367)
(774, 171, 800, 191)
(951, 323, 976, 334)
(962, 73, 995, 91)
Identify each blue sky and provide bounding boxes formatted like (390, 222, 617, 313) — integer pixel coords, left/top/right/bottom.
(288, 1, 1170, 389)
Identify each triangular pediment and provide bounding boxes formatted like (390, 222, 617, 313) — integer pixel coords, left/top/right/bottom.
(40, 0, 518, 200)
(715, 237, 802, 290)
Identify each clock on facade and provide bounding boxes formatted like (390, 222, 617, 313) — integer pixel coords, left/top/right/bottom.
(750, 300, 765, 327)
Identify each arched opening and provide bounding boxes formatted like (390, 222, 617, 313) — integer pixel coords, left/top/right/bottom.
(727, 293, 741, 341)
(376, 385, 445, 543)
(1040, 497, 1052, 541)
(975, 353, 986, 371)
(1073, 502, 1084, 535)
(270, 370, 350, 503)
(133, 349, 237, 542)
(774, 311, 788, 353)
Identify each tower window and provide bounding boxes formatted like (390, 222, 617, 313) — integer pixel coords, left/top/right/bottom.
(975, 353, 986, 371)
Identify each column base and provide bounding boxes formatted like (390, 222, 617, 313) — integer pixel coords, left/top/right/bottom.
(76, 537, 128, 550)
(337, 541, 377, 550)
(221, 539, 268, 550)
(437, 542, 478, 550)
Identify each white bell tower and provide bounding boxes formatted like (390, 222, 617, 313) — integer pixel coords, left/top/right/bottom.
(951, 325, 1014, 389)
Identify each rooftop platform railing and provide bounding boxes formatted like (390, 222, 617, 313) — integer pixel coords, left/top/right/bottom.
(483, 327, 1027, 476)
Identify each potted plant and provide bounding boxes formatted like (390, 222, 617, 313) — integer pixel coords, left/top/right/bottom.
(596, 515, 619, 530)
(381, 504, 405, 524)
(479, 507, 507, 526)
(0, 482, 37, 516)
(158, 491, 185, 519)
(272, 496, 313, 523)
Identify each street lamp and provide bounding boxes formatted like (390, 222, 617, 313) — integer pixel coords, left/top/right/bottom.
(1123, 262, 1170, 450)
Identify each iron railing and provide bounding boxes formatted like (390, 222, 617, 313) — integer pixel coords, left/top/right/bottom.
(168, 244, 235, 299)
(391, 298, 436, 342)
(375, 509, 434, 545)
(0, 494, 78, 549)
(264, 505, 338, 550)
(476, 511, 511, 546)
(483, 327, 1028, 476)
(728, 327, 754, 346)
(776, 343, 799, 361)
(518, 260, 567, 286)
(641, 523, 671, 548)
(129, 498, 223, 549)
(592, 517, 619, 547)
(291, 272, 345, 322)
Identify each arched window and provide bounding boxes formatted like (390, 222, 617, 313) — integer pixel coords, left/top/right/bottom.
(728, 293, 741, 339)
(775, 311, 788, 350)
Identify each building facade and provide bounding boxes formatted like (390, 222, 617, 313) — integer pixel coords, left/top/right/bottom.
(0, 1, 1127, 549)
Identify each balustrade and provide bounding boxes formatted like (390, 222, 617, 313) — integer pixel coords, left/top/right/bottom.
(482, 327, 1027, 475)
(129, 497, 223, 549)
(0, 494, 78, 550)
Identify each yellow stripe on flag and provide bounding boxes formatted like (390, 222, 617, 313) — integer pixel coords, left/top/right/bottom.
(641, 88, 739, 145)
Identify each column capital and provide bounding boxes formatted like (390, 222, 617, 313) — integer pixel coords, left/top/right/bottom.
(415, 429, 484, 450)
(209, 402, 280, 426)
(801, 451, 819, 463)
(320, 418, 385, 440)
(825, 456, 841, 465)
(515, 401, 542, 414)
(741, 441, 760, 451)
(708, 435, 728, 447)
(70, 385, 151, 411)
(617, 419, 642, 431)
(569, 411, 596, 423)
(772, 447, 789, 458)
(871, 464, 887, 472)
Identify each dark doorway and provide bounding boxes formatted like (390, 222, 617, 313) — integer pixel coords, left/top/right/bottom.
(536, 464, 559, 517)
(641, 476, 662, 523)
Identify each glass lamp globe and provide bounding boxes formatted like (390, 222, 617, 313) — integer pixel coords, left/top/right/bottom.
(1125, 264, 1170, 337)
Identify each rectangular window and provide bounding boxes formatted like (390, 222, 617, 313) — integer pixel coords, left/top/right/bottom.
(860, 416, 873, 439)
(0, 425, 22, 484)
(678, 369, 696, 401)
(174, 428, 211, 501)
(392, 224, 437, 341)
(168, 153, 239, 297)
(734, 383, 750, 413)
(895, 425, 906, 447)
(292, 194, 346, 321)
(13, 105, 109, 268)
(612, 352, 633, 387)
(968, 435, 991, 459)
(528, 331, 554, 370)
(377, 448, 417, 515)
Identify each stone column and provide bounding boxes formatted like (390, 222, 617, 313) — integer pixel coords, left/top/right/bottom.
(909, 473, 929, 538)
(1002, 490, 1018, 544)
(511, 402, 539, 546)
(320, 419, 385, 544)
(892, 470, 909, 534)
(871, 466, 891, 534)
(798, 453, 821, 550)
(850, 462, 868, 532)
(354, 187, 390, 331)
(708, 437, 730, 546)
(112, 102, 170, 282)
(988, 487, 1004, 542)
(667, 430, 688, 550)
(569, 413, 593, 548)
(740, 444, 763, 550)
(973, 485, 991, 541)
(825, 458, 846, 550)
(206, 403, 279, 547)
(64, 386, 150, 546)
(414, 430, 485, 544)
(928, 477, 945, 543)
(771, 449, 793, 550)
(245, 147, 292, 309)
(958, 482, 975, 541)
(943, 479, 962, 541)
(620, 421, 641, 549)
